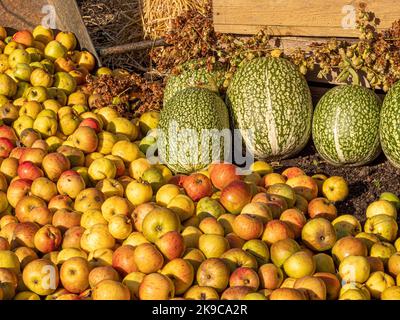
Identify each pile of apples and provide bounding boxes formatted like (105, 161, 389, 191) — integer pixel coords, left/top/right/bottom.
(1, 25, 400, 301)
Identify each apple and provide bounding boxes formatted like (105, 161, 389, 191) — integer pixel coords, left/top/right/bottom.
(96, 178, 124, 198)
(0, 267, 18, 299)
(183, 248, 205, 272)
(56, 248, 87, 264)
(107, 117, 138, 141)
(220, 248, 257, 272)
(13, 30, 34, 47)
(364, 214, 398, 242)
(232, 214, 263, 240)
(131, 203, 155, 232)
(62, 226, 85, 249)
(269, 288, 306, 300)
(112, 245, 137, 276)
(155, 184, 180, 208)
(88, 248, 114, 268)
(0, 125, 18, 145)
(267, 183, 296, 207)
(125, 181, 153, 206)
(251, 192, 288, 217)
(55, 170, 85, 199)
(242, 239, 270, 265)
(48, 194, 74, 212)
(0, 157, 18, 183)
(80, 224, 115, 252)
(0, 138, 14, 158)
(367, 256, 385, 273)
(0, 250, 20, 273)
(381, 286, 400, 300)
(283, 250, 316, 279)
(52, 209, 81, 232)
(184, 285, 219, 300)
(220, 180, 252, 214)
(380, 192, 400, 210)
(339, 288, 369, 300)
(195, 197, 225, 220)
(0, 74, 17, 98)
(59, 256, 90, 294)
(209, 163, 241, 190)
(57, 145, 85, 167)
(182, 173, 213, 201)
(388, 252, 400, 277)
(123, 232, 149, 248)
(366, 200, 397, 219)
(80, 209, 107, 229)
(331, 236, 368, 265)
(263, 173, 286, 187)
(365, 271, 395, 299)
(17, 161, 43, 181)
(55, 31, 77, 51)
(92, 279, 130, 300)
(128, 158, 151, 181)
(313, 253, 335, 273)
(0, 236, 9, 250)
(138, 273, 174, 300)
(258, 263, 283, 289)
(198, 234, 229, 258)
(198, 217, 224, 236)
(41, 152, 70, 181)
(322, 176, 349, 202)
(294, 275, 326, 300)
(89, 266, 120, 288)
(370, 241, 396, 265)
(74, 51, 96, 72)
(142, 207, 180, 243)
(33, 225, 62, 253)
(270, 238, 301, 267)
(196, 258, 230, 292)
(355, 232, 380, 251)
(88, 158, 116, 182)
(155, 231, 185, 261)
(139, 111, 160, 134)
(19, 128, 41, 148)
(161, 258, 194, 295)
(339, 255, 370, 284)
(221, 286, 253, 300)
(279, 208, 306, 238)
(112, 140, 140, 164)
(15, 195, 46, 222)
(286, 175, 318, 201)
(22, 259, 59, 295)
(332, 214, 362, 239)
(225, 232, 245, 248)
(74, 188, 105, 212)
(262, 220, 295, 245)
(108, 214, 132, 240)
(182, 226, 202, 248)
(72, 126, 98, 153)
(282, 167, 305, 180)
(301, 217, 336, 251)
(307, 197, 337, 221)
(19, 148, 46, 166)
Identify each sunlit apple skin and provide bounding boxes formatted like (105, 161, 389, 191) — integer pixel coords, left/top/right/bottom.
(209, 163, 242, 190)
(34, 225, 62, 253)
(138, 273, 174, 300)
(17, 161, 44, 181)
(220, 180, 252, 214)
(22, 259, 59, 296)
(0, 137, 14, 157)
(286, 175, 318, 201)
(112, 245, 138, 277)
(155, 230, 186, 261)
(182, 173, 213, 201)
(92, 279, 130, 300)
(42, 152, 71, 181)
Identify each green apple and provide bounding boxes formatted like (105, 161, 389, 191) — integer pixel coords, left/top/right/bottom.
(25, 86, 48, 102)
(33, 116, 58, 138)
(380, 192, 400, 210)
(44, 40, 67, 61)
(8, 48, 31, 68)
(13, 63, 32, 81)
(0, 74, 17, 97)
(59, 113, 81, 135)
(54, 72, 76, 94)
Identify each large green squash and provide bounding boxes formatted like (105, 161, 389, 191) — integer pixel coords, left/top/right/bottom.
(313, 85, 381, 166)
(226, 57, 313, 160)
(158, 87, 230, 174)
(380, 82, 400, 168)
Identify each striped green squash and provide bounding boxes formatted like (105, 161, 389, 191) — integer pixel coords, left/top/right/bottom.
(163, 61, 225, 104)
(313, 85, 381, 166)
(380, 82, 400, 168)
(226, 57, 313, 160)
(158, 87, 230, 174)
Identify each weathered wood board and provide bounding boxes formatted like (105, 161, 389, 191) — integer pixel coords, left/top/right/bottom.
(213, 0, 398, 37)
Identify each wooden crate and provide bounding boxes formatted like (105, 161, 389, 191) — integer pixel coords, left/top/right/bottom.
(213, 0, 396, 37)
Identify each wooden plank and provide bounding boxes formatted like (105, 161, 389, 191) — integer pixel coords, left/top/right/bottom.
(213, 0, 397, 37)
(49, 0, 101, 66)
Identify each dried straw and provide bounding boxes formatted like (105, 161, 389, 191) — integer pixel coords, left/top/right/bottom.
(141, 0, 209, 39)
(78, 0, 150, 72)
